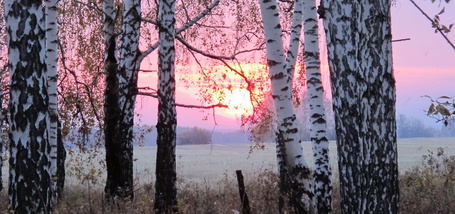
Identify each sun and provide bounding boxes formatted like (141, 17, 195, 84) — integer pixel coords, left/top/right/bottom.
(223, 89, 252, 116)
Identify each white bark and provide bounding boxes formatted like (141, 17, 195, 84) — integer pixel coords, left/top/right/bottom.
(320, 0, 399, 213)
(45, 0, 59, 205)
(285, 0, 303, 81)
(302, 0, 332, 212)
(118, 0, 141, 125)
(259, 0, 313, 212)
(6, 0, 52, 212)
(154, 0, 178, 212)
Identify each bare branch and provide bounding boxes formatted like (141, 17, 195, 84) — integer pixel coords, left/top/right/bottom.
(139, 69, 157, 73)
(176, 0, 221, 34)
(392, 38, 411, 42)
(138, 42, 159, 63)
(177, 36, 262, 117)
(141, 17, 158, 25)
(176, 36, 235, 60)
(58, 40, 104, 128)
(409, 0, 455, 50)
(176, 35, 264, 61)
(139, 0, 220, 62)
(137, 92, 228, 109)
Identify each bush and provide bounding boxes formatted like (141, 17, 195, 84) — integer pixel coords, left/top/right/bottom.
(177, 127, 211, 145)
(400, 147, 455, 213)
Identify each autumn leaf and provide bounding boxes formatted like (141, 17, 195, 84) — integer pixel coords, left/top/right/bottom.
(428, 103, 436, 115)
(436, 104, 451, 116)
(438, 7, 445, 15)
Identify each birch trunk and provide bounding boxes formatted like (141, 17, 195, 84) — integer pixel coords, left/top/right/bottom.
(320, 0, 399, 213)
(259, 0, 313, 213)
(112, 0, 142, 199)
(6, 0, 53, 212)
(302, 0, 332, 212)
(45, 0, 63, 204)
(154, 0, 178, 212)
(103, 0, 124, 200)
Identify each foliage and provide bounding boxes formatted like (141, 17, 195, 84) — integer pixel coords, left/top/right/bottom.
(425, 95, 455, 126)
(410, 0, 455, 50)
(177, 127, 212, 145)
(65, 147, 106, 186)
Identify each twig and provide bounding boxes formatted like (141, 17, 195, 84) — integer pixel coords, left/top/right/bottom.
(136, 92, 228, 109)
(176, 0, 221, 34)
(409, 0, 455, 50)
(392, 38, 411, 42)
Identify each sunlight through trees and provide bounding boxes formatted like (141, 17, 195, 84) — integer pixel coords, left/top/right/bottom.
(2, 0, 444, 213)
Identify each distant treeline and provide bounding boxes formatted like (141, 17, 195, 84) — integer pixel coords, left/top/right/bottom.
(397, 114, 455, 138)
(63, 114, 454, 148)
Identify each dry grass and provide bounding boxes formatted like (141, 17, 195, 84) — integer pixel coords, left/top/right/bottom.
(1, 156, 453, 214)
(1, 139, 455, 213)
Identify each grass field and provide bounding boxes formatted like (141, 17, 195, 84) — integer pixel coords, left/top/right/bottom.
(131, 137, 455, 185)
(1, 137, 454, 213)
(2, 137, 455, 188)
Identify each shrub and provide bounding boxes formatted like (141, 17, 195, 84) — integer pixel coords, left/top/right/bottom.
(177, 127, 211, 145)
(400, 147, 455, 213)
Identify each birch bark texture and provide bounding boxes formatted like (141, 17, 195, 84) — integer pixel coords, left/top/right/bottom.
(116, 0, 141, 199)
(45, 0, 61, 204)
(320, 0, 399, 213)
(103, 0, 141, 200)
(5, 0, 53, 212)
(302, 0, 332, 212)
(154, 0, 178, 212)
(259, 0, 314, 213)
(103, 0, 125, 200)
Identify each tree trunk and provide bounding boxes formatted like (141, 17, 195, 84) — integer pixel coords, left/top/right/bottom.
(45, 0, 62, 204)
(154, 0, 178, 213)
(57, 121, 66, 201)
(0, 109, 2, 193)
(113, 0, 142, 199)
(302, 0, 332, 212)
(103, 0, 125, 200)
(320, 0, 399, 213)
(6, 0, 53, 212)
(259, 0, 314, 213)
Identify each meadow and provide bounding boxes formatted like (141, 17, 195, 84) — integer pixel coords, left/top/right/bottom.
(1, 137, 455, 213)
(132, 137, 455, 184)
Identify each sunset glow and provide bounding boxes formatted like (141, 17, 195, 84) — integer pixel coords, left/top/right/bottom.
(222, 89, 253, 116)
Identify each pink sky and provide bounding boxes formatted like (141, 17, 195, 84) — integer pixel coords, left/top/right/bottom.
(135, 0, 455, 130)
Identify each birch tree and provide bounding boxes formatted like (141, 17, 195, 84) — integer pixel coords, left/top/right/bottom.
(320, 0, 399, 213)
(0, 0, 5, 192)
(5, 0, 53, 212)
(154, 0, 178, 212)
(302, 0, 332, 212)
(259, 0, 314, 212)
(101, 0, 222, 200)
(103, 0, 142, 200)
(45, 0, 63, 204)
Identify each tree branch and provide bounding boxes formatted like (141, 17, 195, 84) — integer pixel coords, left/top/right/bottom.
(139, 0, 220, 61)
(392, 38, 411, 42)
(409, 0, 455, 50)
(176, 0, 221, 34)
(137, 92, 228, 109)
